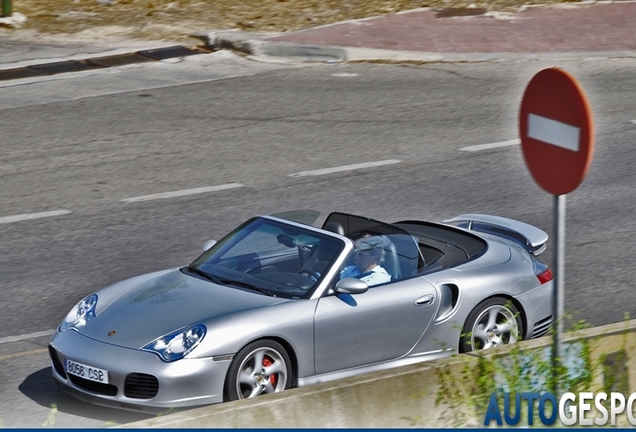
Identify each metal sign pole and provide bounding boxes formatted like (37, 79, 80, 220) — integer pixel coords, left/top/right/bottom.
(552, 194, 566, 394)
(1, 0, 11, 17)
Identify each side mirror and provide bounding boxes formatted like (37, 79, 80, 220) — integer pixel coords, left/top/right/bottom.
(203, 240, 217, 252)
(334, 278, 369, 295)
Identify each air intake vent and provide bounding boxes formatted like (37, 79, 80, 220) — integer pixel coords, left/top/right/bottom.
(532, 315, 553, 338)
(48, 345, 67, 378)
(124, 373, 159, 399)
(68, 375, 118, 396)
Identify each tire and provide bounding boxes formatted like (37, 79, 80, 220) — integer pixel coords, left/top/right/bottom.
(225, 339, 292, 401)
(459, 297, 523, 353)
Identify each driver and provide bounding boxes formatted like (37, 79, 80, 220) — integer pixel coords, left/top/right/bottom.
(340, 235, 391, 286)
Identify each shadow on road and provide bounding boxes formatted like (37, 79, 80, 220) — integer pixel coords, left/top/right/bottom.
(19, 367, 155, 426)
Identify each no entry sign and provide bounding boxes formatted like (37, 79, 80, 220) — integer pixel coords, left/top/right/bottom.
(518, 67, 595, 389)
(519, 68, 594, 196)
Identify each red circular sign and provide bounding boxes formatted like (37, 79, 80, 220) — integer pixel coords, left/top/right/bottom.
(519, 68, 594, 195)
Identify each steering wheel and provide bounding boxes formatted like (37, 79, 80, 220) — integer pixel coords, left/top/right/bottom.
(299, 270, 321, 281)
(297, 243, 312, 265)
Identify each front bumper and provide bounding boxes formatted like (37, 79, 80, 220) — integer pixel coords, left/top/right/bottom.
(49, 329, 231, 412)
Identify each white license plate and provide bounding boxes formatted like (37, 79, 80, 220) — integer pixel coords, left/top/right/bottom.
(65, 358, 109, 384)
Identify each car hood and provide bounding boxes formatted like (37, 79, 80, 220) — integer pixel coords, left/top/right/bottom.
(76, 269, 285, 349)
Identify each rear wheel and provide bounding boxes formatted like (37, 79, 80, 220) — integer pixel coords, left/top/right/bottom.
(225, 340, 292, 401)
(459, 297, 522, 353)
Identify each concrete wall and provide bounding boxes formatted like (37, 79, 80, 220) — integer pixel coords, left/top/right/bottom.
(123, 319, 636, 428)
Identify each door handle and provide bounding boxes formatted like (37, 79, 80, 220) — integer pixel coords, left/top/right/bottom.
(415, 294, 434, 306)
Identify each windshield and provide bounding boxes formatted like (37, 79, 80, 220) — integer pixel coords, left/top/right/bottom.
(188, 217, 344, 299)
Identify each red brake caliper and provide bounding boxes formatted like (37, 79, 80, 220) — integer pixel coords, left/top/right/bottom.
(263, 357, 276, 386)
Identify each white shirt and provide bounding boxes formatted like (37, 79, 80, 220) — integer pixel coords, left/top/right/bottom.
(340, 265, 391, 286)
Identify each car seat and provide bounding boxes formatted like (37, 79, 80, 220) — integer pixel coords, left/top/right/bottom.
(299, 240, 340, 277)
(324, 221, 345, 235)
(381, 241, 401, 281)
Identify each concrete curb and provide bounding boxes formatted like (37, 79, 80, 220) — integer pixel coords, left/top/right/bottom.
(203, 30, 346, 62)
(201, 30, 636, 64)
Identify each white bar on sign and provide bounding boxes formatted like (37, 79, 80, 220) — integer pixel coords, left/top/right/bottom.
(527, 113, 580, 152)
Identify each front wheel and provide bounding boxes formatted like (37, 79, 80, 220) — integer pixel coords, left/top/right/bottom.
(225, 340, 292, 401)
(459, 297, 523, 353)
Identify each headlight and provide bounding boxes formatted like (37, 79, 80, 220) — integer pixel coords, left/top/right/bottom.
(59, 294, 98, 331)
(141, 324, 206, 362)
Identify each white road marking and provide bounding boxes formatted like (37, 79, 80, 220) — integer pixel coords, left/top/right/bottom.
(331, 73, 359, 77)
(121, 183, 245, 203)
(527, 113, 580, 151)
(0, 348, 48, 361)
(287, 160, 402, 178)
(0, 329, 55, 345)
(0, 210, 72, 225)
(458, 139, 520, 152)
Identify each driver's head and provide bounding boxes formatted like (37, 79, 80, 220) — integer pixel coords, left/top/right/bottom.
(353, 235, 387, 269)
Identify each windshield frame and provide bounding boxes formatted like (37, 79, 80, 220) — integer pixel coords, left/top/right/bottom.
(188, 216, 348, 299)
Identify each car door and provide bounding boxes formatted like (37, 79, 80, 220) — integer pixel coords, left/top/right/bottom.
(313, 277, 438, 375)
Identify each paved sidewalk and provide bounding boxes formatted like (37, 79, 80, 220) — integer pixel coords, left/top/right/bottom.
(2, 1, 636, 68)
(270, 2, 636, 54)
(207, 1, 636, 62)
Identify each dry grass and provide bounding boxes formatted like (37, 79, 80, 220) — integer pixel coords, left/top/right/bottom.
(3, 0, 585, 44)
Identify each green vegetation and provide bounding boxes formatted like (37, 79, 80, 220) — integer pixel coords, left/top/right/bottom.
(435, 313, 632, 427)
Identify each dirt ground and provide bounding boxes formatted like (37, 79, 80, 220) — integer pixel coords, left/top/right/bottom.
(0, 0, 588, 45)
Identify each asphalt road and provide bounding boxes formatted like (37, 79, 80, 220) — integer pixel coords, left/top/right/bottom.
(1, 52, 635, 426)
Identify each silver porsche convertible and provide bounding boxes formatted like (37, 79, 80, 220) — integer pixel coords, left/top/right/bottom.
(49, 211, 554, 412)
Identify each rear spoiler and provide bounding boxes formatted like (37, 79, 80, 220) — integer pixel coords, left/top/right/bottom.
(443, 214, 548, 256)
